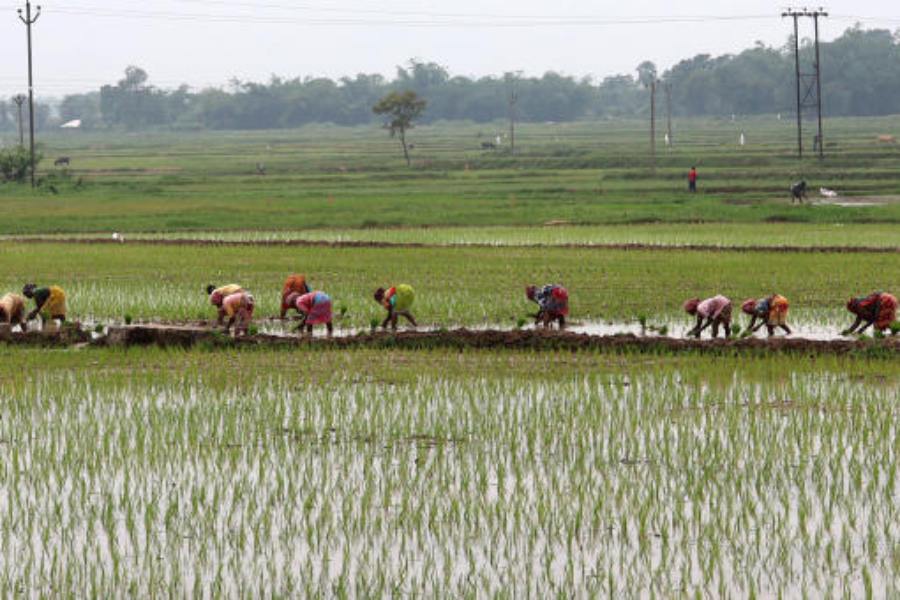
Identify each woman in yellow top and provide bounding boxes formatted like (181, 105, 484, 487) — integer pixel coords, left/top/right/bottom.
(23, 284, 67, 325)
(0, 293, 28, 331)
(374, 284, 417, 331)
(207, 283, 243, 325)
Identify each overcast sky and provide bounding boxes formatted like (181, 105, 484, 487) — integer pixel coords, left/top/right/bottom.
(0, 0, 898, 98)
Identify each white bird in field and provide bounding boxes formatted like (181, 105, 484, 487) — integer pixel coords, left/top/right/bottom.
(112, 232, 124, 243)
(820, 188, 838, 199)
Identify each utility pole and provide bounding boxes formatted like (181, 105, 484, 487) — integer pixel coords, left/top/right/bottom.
(506, 72, 520, 155)
(664, 82, 673, 148)
(649, 79, 657, 166)
(12, 94, 26, 146)
(782, 7, 828, 159)
(812, 10, 826, 159)
(18, 0, 41, 188)
(785, 9, 803, 158)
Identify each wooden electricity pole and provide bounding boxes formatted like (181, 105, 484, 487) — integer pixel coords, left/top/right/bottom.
(650, 79, 657, 166)
(12, 94, 26, 146)
(18, 0, 41, 187)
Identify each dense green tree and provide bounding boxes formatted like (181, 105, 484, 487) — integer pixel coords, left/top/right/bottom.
(49, 27, 900, 131)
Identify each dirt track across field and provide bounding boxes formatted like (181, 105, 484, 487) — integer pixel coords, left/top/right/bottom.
(6, 237, 899, 254)
(5, 324, 897, 355)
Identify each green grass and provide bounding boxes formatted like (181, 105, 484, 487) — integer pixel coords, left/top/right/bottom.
(15, 222, 897, 248)
(1, 241, 896, 328)
(0, 347, 896, 595)
(2, 117, 900, 234)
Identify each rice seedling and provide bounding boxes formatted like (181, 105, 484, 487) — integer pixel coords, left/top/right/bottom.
(0, 347, 896, 596)
(0, 242, 893, 333)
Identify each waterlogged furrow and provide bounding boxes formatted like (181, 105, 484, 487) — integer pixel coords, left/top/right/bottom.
(0, 369, 897, 595)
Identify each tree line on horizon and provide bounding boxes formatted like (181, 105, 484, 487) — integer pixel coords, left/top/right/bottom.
(1, 25, 899, 134)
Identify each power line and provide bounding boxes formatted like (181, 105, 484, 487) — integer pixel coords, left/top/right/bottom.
(8, 5, 780, 27)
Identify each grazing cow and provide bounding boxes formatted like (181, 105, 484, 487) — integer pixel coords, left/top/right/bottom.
(876, 135, 896, 144)
(481, 141, 496, 150)
(255, 163, 266, 175)
(54, 157, 70, 167)
(790, 180, 808, 204)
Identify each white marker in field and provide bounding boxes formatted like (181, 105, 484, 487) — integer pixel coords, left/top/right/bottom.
(740, 132, 746, 147)
(664, 133, 670, 147)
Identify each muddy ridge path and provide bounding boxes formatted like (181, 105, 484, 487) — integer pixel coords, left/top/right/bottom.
(6, 237, 900, 254)
(3, 323, 899, 356)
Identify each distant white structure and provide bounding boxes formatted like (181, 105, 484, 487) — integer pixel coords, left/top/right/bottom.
(664, 133, 670, 147)
(739, 132, 746, 146)
(60, 119, 82, 129)
(495, 135, 502, 146)
(820, 188, 839, 198)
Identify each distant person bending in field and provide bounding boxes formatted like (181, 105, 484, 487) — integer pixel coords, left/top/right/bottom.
(842, 291, 897, 335)
(22, 284, 67, 330)
(281, 274, 311, 319)
(790, 180, 807, 203)
(526, 284, 569, 330)
(688, 166, 698, 193)
(221, 291, 255, 336)
(742, 294, 792, 337)
(374, 284, 417, 331)
(684, 295, 732, 339)
(0, 292, 28, 332)
(207, 283, 243, 325)
(292, 290, 334, 337)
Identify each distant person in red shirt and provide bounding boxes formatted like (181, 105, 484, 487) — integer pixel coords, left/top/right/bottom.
(688, 166, 698, 192)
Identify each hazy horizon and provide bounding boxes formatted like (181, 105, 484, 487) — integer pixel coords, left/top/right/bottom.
(1, 0, 898, 99)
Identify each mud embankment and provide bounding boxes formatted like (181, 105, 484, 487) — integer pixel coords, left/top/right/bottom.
(5, 323, 896, 356)
(7, 237, 899, 254)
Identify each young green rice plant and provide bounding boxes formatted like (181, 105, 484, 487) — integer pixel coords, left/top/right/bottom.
(0, 348, 896, 596)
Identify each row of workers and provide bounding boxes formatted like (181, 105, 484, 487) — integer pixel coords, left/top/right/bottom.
(204, 276, 897, 338)
(206, 275, 420, 336)
(0, 281, 896, 338)
(683, 291, 898, 338)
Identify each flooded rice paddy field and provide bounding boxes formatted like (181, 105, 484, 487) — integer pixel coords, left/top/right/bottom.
(0, 348, 897, 596)
(1, 240, 896, 335)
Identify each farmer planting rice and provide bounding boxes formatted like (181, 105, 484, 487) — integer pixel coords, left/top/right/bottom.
(292, 290, 334, 337)
(842, 291, 898, 335)
(742, 294, 792, 337)
(281, 274, 311, 318)
(221, 291, 255, 336)
(526, 284, 569, 329)
(374, 284, 418, 330)
(684, 295, 732, 338)
(0, 292, 28, 332)
(207, 283, 243, 325)
(22, 284, 67, 329)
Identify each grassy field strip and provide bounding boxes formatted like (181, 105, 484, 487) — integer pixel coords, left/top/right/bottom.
(1, 242, 895, 327)
(0, 349, 896, 595)
(2, 119, 900, 234)
(5, 223, 898, 249)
